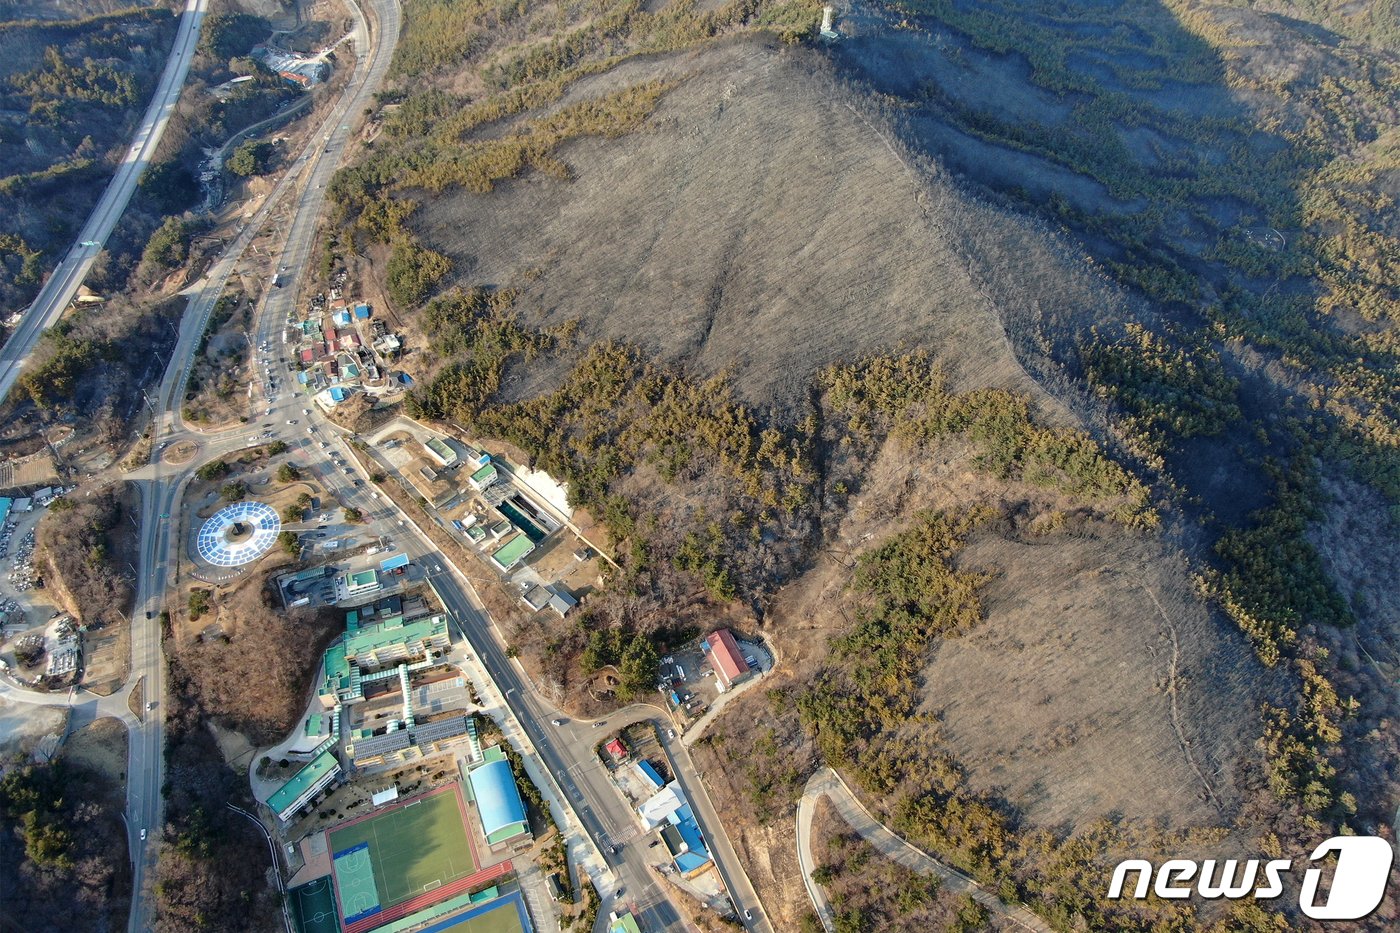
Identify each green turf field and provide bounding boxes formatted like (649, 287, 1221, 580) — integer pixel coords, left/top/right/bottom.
(290, 877, 340, 933)
(425, 895, 528, 933)
(329, 790, 477, 911)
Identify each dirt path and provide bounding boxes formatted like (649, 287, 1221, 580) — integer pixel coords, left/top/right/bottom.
(797, 767, 1050, 933)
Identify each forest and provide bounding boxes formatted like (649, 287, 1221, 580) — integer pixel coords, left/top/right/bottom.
(318, 0, 1400, 927)
(0, 757, 131, 933)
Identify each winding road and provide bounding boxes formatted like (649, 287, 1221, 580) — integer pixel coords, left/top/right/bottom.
(797, 767, 1049, 932)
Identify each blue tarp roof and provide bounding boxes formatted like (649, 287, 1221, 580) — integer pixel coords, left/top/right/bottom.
(379, 553, 410, 572)
(354, 303, 371, 318)
(469, 759, 527, 838)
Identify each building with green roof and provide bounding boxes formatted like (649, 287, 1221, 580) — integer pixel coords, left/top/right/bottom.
(268, 748, 342, 822)
(469, 462, 499, 491)
(490, 534, 535, 572)
(318, 614, 451, 708)
(608, 910, 643, 933)
(425, 436, 458, 467)
(343, 568, 380, 598)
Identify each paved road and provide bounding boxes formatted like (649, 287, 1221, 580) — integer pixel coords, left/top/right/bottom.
(118, 1, 396, 929)
(37, 0, 771, 930)
(355, 439, 771, 930)
(797, 767, 1050, 932)
(0, 0, 210, 404)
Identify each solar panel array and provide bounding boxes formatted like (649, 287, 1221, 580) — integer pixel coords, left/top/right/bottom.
(196, 500, 281, 567)
(411, 715, 469, 745)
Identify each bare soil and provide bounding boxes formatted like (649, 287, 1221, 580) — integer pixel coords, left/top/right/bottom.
(62, 716, 129, 787)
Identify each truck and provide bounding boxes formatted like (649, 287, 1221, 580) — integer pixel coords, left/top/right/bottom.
(271, 273, 282, 288)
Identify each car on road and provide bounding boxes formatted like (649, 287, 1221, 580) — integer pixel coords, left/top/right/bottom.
(145, 611, 153, 620)
(551, 718, 564, 726)
(592, 721, 606, 729)
(745, 910, 753, 921)
(140, 829, 147, 841)
(287, 419, 297, 425)
(147, 702, 156, 710)
(302, 408, 311, 415)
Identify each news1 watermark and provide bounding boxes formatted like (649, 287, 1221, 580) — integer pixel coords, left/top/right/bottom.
(1108, 836, 1394, 921)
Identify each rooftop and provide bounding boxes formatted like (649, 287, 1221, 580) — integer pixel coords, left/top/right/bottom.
(266, 748, 340, 816)
(347, 569, 378, 588)
(706, 629, 750, 687)
(468, 755, 528, 843)
(491, 534, 535, 570)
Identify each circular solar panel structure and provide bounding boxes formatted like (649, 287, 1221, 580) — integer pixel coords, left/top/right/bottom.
(196, 501, 281, 567)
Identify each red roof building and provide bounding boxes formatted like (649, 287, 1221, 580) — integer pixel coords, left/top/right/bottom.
(604, 738, 627, 761)
(705, 629, 750, 690)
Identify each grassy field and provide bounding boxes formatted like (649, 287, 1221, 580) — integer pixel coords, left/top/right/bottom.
(425, 893, 530, 933)
(329, 788, 477, 913)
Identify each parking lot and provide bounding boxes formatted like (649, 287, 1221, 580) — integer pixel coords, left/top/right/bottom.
(0, 493, 66, 614)
(657, 633, 773, 725)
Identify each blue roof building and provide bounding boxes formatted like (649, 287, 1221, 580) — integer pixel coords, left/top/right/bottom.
(661, 803, 712, 876)
(468, 750, 530, 844)
(354, 303, 371, 319)
(636, 760, 664, 791)
(379, 552, 410, 573)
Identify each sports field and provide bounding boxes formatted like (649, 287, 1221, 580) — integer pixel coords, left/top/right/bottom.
(329, 785, 479, 922)
(415, 892, 531, 933)
(290, 877, 339, 933)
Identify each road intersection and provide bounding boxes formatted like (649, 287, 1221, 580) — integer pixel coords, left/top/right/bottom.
(2, 0, 773, 929)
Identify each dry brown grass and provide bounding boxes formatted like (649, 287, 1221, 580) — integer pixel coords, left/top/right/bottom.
(413, 38, 1098, 414)
(61, 716, 128, 787)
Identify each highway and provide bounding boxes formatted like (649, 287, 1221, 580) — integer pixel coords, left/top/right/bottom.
(0, 0, 210, 405)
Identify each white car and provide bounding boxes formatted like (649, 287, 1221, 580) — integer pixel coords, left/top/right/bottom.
(287, 419, 297, 425)
(140, 829, 147, 841)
